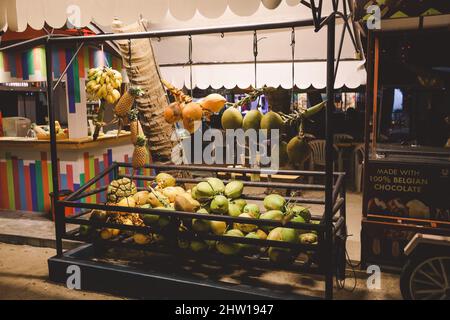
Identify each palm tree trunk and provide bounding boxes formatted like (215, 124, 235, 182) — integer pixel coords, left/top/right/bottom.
(112, 20, 175, 164)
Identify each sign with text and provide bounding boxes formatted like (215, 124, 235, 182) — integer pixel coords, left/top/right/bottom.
(366, 160, 450, 221)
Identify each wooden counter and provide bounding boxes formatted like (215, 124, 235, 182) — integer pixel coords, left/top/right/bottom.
(0, 133, 132, 151)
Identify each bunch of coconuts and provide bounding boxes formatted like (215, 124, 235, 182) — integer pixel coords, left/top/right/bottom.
(221, 96, 326, 168)
(185, 177, 320, 265)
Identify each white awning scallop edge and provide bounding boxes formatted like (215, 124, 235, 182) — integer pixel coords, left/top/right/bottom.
(160, 60, 367, 90)
(0, 0, 331, 32)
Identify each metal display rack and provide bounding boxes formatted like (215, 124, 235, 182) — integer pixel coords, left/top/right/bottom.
(3, 1, 357, 300)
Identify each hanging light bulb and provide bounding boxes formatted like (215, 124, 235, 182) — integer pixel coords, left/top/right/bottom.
(261, 0, 282, 10)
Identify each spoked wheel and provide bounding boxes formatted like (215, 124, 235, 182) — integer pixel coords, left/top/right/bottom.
(401, 254, 450, 300)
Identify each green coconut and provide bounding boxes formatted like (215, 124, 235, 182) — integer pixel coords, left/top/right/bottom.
(178, 239, 190, 250)
(259, 210, 284, 232)
(206, 177, 226, 194)
(196, 181, 216, 201)
(264, 194, 286, 211)
(79, 225, 93, 237)
(243, 204, 261, 218)
(267, 227, 299, 264)
(261, 111, 284, 132)
(210, 220, 227, 235)
(221, 108, 243, 130)
(288, 205, 312, 223)
(234, 213, 258, 233)
(89, 210, 108, 223)
(299, 233, 318, 245)
(158, 206, 174, 228)
(243, 110, 262, 131)
(241, 231, 263, 253)
(287, 136, 311, 166)
(216, 229, 244, 255)
(225, 181, 244, 199)
(231, 199, 247, 211)
(190, 186, 199, 200)
(190, 241, 209, 252)
(210, 195, 229, 215)
(192, 209, 211, 233)
(228, 203, 242, 217)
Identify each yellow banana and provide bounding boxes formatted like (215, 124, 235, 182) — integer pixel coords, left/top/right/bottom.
(112, 89, 121, 101)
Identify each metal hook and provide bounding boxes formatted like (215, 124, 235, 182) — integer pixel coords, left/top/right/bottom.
(188, 35, 193, 97)
(290, 27, 296, 110)
(220, 32, 225, 38)
(253, 31, 258, 89)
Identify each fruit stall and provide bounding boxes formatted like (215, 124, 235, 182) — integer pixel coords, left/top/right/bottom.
(0, 29, 136, 214)
(0, 1, 366, 300)
(355, 1, 450, 268)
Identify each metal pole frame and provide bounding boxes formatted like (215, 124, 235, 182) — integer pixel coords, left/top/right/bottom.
(41, 10, 351, 298)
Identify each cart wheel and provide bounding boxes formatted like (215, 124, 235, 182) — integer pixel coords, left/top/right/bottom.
(400, 249, 450, 300)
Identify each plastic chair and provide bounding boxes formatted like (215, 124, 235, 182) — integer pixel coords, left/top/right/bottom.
(308, 140, 338, 182)
(353, 144, 365, 193)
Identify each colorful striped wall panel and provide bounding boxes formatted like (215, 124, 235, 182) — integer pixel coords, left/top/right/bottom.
(0, 148, 151, 213)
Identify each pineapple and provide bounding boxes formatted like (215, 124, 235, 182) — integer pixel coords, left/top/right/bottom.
(107, 177, 137, 203)
(132, 135, 148, 169)
(128, 109, 141, 145)
(114, 87, 144, 118)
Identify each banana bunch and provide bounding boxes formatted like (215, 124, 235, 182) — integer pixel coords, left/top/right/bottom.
(86, 67, 123, 104)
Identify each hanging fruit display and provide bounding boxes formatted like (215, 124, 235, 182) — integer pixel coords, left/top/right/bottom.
(86, 67, 123, 103)
(128, 109, 141, 145)
(132, 135, 149, 169)
(114, 87, 144, 119)
(161, 80, 227, 134)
